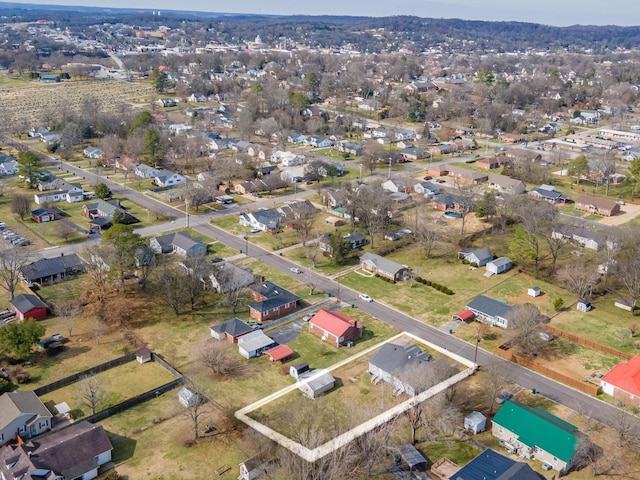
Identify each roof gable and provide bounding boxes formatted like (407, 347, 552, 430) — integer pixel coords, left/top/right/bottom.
(310, 309, 360, 337)
(602, 356, 640, 397)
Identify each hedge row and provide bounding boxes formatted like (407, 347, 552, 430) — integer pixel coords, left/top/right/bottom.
(375, 274, 395, 284)
(414, 276, 455, 295)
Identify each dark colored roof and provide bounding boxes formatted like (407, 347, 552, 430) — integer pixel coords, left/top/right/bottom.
(369, 343, 430, 376)
(460, 247, 493, 261)
(360, 252, 407, 275)
(433, 193, 475, 209)
(210, 317, 253, 337)
(31, 207, 64, 217)
(10, 293, 47, 313)
(250, 281, 300, 311)
(452, 449, 543, 480)
(396, 444, 427, 469)
(27, 422, 112, 479)
(492, 401, 578, 462)
(466, 295, 516, 319)
(530, 187, 568, 200)
(20, 254, 84, 282)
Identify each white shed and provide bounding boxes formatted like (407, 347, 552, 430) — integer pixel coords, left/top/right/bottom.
(177, 387, 202, 408)
(464, 411, 486, 434)
(527, 286, 541, 297)
(577, 300, 592, 312)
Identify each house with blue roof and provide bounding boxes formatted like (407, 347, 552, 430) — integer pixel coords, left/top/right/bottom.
(466, 295, 517, 328)
(451, 448, 544, 480)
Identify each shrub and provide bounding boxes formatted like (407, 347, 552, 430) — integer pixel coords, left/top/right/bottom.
(0, 378, 10, 393)
(470, 262, 478, 268)
(553, 297, 565, 311)
(462, 259, 470, 265)
(6, 366, 30, 384)
(415, 276, 424, 283)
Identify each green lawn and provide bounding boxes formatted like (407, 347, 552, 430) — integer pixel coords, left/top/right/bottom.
(39, 360, 176, 419)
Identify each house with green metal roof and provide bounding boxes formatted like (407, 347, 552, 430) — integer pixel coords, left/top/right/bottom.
(491, 400, 580, 474)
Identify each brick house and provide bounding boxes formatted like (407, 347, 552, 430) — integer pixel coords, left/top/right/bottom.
(248, 281, 300, 322)
(308, 309, 362, 348)
(574, 194, 620, 217)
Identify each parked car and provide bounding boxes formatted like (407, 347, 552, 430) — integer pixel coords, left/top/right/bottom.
(495, 391, 513, 404)
(616, 200, 625, 205)
(290, 267, 302, 274)
(210, 257, 223, 263)
(435, 179, 446, 183)
(302, 313, 316, 322)
(423, 175, 433, 181)
(359, 294, 373, 302)
(249, 228, 261, 234)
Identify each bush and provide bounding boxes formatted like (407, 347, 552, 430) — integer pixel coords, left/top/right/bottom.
(0, 378, 10, 393)
(470, 262, 478, 268)
(462, 259, 470, 265)
(553, 297, 565, 311)
(6, 366, 30, 384)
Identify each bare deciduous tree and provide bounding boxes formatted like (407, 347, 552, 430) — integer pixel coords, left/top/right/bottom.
(11, 193, 31, 220)
(54, 300, 80, 337)
(0, 244, 30, 299)
(199, 340, 245, 376)
(556, 262, 598, 301)
(155, 262, 187, 315)
(79, 376, 104, 415)
(508, 303, 546, 355)
(180, 382, 209, 442)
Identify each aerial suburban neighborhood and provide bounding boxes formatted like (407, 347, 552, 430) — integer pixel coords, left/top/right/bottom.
(1, 3, 640, 480)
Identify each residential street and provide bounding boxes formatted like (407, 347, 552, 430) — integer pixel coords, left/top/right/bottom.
(6, 136, 638, 432)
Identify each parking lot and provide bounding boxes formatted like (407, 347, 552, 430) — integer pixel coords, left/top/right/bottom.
(0, 222, 30, 246)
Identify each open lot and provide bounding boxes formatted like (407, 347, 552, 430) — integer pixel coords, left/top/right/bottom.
(39, 360, 176, 418)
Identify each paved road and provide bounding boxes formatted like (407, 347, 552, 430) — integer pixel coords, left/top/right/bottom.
(200, 221, 639, 430)
(4, 136, 637, 431)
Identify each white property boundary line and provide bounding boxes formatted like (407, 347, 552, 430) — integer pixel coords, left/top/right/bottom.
(235, 331, 476, 462)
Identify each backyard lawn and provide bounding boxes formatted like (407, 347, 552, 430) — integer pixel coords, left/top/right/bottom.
(39, 360, 176, 418)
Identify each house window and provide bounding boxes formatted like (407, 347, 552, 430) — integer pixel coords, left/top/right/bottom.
(498, 426, 503, 433)
(552, 457, 557, 464)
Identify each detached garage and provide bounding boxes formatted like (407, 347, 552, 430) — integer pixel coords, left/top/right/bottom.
(10, 294, 48, 320)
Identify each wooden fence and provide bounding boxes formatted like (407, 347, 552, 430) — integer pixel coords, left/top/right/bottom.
(545, 325, 632, 361)
(496, 347, 600, 396)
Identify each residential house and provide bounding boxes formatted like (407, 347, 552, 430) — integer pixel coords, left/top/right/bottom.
(447, 166, 488, 185)
(427, 164, 449, 177)
(466, 295, 517, 328)
(413, 181, 442, 196)
(34, 186, 84, 205)
(150, 231, 207, 257)
(395, 128, 415, 141)
(232, 140, 252, 154)
(458, 247, 494, 267)
(239, 208, 283, 232)
(401, 147, 429, 161)
(248, 280, 300, 322)
(427, 143, 455, 156)
(237, 330, 276, 358)
(492, 401, 580, 474)
(82, 199, 138, 224)
(432, 194, 475, 212)
(528, 185, 570, 204)
(29, 126, 49, 138)
(134, 164, 163, 179)
(382, 178, 414, 194)
(210, 317, 254, 343)
(206, 262, 255, 293)
(153, 171, 186, 188)
(188, 93, 207, 103)
(287, 131, 306, 144)
(323, 190, 348, 209)
(360, 252, 411, 282)
(0, 156, 18, 175)
(368, 343, 431, 396)
(575, 194, 620, 217)
(339, 141, 364, 156)
(476, 156, 510, 170)
(20, 253, 85, 285)
(297, 369, 335, 398)
(83, 146, 104, 159)
(505, 148, 542, 163)
(0, 422, 112, 480)
(10, 294, 48, 320)
(0, 391, 52, 445)
(31, 207, 63, 223)
(318, 232, 366, 256)
(308, 309, 363, 348)
(551, 224, 608, 252)
(156, 97, 176, 107)
(40, 133, 61, 145)
(358, 100, 381, 112)
(601, 356, 640, 408)
(488, 174, 526, 195)
(486, 257, 513, 275)
(452, 449, 545, 480)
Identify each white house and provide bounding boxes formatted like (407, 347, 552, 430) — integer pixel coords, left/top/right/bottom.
(34, 185, 84, 205)
(0, 391, 53, 445)
(154, 171, 187, 187)
(0, 158, 18, 175)
(83, 146, 104, 159)
(486, 257, 513, 275)
(135, 164, 163, 179)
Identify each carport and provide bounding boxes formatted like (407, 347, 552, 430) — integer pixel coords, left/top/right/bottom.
(452, 309, 475, 323)
(396, 444, 428, 472)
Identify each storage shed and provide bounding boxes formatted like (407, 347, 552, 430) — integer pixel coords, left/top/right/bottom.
(486, 257, 513, 275)
(289, 361, 309, 379)
(577, 300, 592, 312)
(464, 411, 487, 434)
(135, 347, 152, 364)
(527, 286, 541, 297)
(395, 444, 428, 472)
(177, 387, 201, 408)
(297, 369, 335, 398)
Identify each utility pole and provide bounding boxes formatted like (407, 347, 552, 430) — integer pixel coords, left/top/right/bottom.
(185, 198, 189, 227)
(388, 157, 392, 178)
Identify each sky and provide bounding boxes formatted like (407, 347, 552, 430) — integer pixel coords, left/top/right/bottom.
(15, 0, 640, 27)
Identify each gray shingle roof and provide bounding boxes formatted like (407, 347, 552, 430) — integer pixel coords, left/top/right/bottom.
(20, 254, 85, 282)
(0, 391, 51, 431)
(360, 252, 407, 276)
(237, 330, 275, 352)
(210, 317, 253, 338)
(466, 295, 515, 319)
(369, 343, 430, 376)
(10, 294, 47, 313)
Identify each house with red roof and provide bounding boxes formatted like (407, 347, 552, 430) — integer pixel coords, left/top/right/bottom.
(308, 309, 362, 348)
(601, 356, 640, 407)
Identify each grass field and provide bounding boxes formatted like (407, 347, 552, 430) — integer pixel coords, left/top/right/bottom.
(39, 360, 176, 418)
